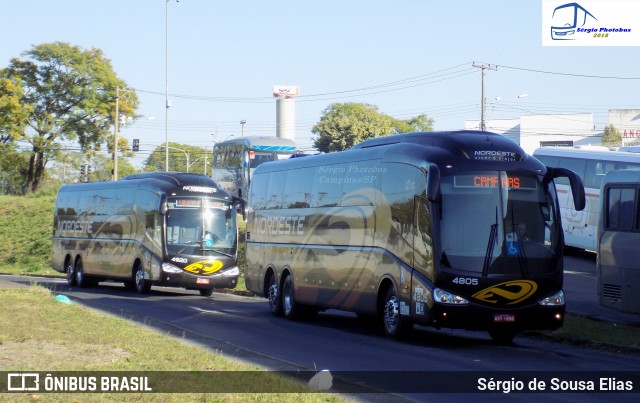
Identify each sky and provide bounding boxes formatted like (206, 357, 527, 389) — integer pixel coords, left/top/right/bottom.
(2, 0, 640, 168)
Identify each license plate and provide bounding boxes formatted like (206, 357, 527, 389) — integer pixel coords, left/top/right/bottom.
(493, 313, 515, 322)
(196, 278, 210, 285)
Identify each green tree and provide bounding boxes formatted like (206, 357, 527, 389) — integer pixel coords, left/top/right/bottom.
(602, 124, 622, 147)
(143, 143, 210, 174)
(312, 103, 434, 152)
(0, 42, 138, 192)
(0, 77, 30, 144)
(0, 145, 29, 194)
(47, 151, 138, 184)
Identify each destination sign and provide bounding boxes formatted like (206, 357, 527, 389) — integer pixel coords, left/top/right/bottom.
(454, 175, 537, 190)
(172, 199, 228, 208)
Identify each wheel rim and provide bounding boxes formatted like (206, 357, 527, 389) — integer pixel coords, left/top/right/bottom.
(283, 279, 293, 314)
(268, 278, 279, 309)
(384, 295, 400, 332)
(66, 260, 75, 284)
(135, 268, 144, 290)
(75, 261, 83, 285)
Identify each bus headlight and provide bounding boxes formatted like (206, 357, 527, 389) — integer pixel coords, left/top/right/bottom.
(221, 266, 239, 277)
(539, 290, 565, 306)
(162, 263, 183, 273)
(434, 288, 469, 305)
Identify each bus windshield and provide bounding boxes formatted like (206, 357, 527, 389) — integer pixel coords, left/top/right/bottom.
(165, 198, 237, 257)
(249, 151, 277, 168)
(439, 171, 561, 276)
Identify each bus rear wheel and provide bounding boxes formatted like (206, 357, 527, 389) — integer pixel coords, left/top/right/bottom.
(134, 266, 151, 294)
(74, 258, 98, 288)
(65, 257, 76, 286)
(382, 286, 411, 339)
(267, 273, 283, 316)
(282, 273, 300, 320)
(75, 258, 90, 288)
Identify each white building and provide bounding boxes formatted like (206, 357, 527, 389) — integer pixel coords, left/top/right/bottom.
(608, 109, 640, 146)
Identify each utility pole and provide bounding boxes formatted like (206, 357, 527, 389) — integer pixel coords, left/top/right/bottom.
(472, 62, 497, 131)
(203, 146, 208, 175)
(113, 87, 120, 181)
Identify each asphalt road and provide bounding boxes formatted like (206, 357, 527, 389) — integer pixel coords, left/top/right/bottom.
(2, 250, 639, 401)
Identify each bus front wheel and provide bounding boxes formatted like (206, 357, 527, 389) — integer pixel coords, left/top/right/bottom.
(382, 286, 411, 339)
(199, 288, 214, 297)
(489, 328, 517, 344)
(134, 266, 151, 294)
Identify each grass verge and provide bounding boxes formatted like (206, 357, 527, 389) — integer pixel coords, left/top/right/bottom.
(0, 285, 343, 402)
(525, 314, 640, 352)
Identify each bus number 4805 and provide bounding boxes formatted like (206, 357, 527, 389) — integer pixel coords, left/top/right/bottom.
(452, 277, 478, 285)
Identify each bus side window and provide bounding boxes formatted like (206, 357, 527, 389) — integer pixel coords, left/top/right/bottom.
(607, 187, 636, 231)
(250, 172, 269, 210)
(284, 167, 312, 208)
(266, 172, 285, 209)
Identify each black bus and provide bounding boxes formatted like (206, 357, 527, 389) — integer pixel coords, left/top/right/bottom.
(52, 172, 243, 296)
(245, 130, 585, 342)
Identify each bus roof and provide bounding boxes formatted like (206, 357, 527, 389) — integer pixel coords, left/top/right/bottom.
(213, 136, 297, 152)
(254, 130, 545, 174)
(353, 130, 524, 156)
(60, 172, 233, 200)
(533, 147, 640, 163)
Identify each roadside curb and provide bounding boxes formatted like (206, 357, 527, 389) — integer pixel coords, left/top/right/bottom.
(0, 273, 257, 297)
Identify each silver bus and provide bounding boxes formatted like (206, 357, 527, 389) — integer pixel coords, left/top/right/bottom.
(52, 172, 243, 296)
(211, 136, 297, 199)
(597, 169, 640, 314)
(245, 130, 585, 343)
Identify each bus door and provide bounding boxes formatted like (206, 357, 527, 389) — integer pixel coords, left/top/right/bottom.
(412, 196, 435, 318)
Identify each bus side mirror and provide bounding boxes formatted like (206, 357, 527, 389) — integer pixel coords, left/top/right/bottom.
(233, 196, 247, 221)
(159, 195, 168, 215)
(549, 167, 586, 211)
(426, 163, 441, 203)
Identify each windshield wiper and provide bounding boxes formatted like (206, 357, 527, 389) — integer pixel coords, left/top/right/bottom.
(482, 208, 499, 277)
(176, 240, 234, 258)
(195, 247, 234, 258)
(176, 240, 202, 255)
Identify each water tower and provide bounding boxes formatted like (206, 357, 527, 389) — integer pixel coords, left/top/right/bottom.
(273, 85, 299, 140)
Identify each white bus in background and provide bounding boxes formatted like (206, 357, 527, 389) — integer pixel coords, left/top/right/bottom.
(533, 147, 640, 251)
(211, 136, 297, 199)
(597, 169, 640, 314)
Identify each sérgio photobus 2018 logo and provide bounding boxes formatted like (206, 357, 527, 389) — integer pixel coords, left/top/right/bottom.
(545, 1, 634, 44)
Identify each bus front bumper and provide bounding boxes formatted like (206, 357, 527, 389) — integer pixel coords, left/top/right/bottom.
(160, 265, 239, 290)
(426, 303, 565, 332)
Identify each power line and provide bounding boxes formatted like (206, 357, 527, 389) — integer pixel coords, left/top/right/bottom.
(485, 63, 640, 80)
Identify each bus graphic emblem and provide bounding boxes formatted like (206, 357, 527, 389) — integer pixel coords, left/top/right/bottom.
(472, 280, 538, 305)
(551, 2, 598, 40)
(184, 260, 223, 275)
